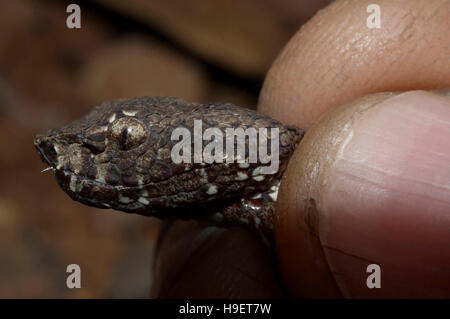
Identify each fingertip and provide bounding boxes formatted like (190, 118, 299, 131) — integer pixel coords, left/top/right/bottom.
(258, 0, 450, 129)
(276, 90, 450, 298)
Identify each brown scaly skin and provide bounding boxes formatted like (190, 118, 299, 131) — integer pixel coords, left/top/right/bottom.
(34, 96, 304, 242)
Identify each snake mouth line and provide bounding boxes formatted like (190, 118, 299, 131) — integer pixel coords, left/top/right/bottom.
(51, 167, 156, 211)
(53, 166, 134, 192)
(35, 138, 145, 192)
(50, 165, 233, 215)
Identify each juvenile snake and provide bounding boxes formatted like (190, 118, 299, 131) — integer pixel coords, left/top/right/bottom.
(34, 96, 304, 242)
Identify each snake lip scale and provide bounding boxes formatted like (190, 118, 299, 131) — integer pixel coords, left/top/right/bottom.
(34, 96, 305, 242)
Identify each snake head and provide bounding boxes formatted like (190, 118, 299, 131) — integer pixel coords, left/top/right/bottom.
(34, 97, 165, 211)
(34, 96, 303, 219)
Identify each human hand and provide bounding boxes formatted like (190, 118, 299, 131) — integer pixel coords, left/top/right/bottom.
(151, 0, 450, 298)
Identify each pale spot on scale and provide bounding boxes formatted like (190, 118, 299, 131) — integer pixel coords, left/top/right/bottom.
(199, 168, 208, 180)
(254, 217, 261, 225)
(251, 193, 262, 199)
(138, 197, 150, 205)
(268, 191, 278, 202)
(54, 144, 61, 154)
(236, 171, 248, 181)
(238, 162, 250, 169)
(118, 194, 132, 204)
(269, 185, 279, 202)
(103, 203, 110, 208)
(122, 110, 138, 116)
(141, 190, 149, 197)
(69, 175, 77, 193)
(108, 113, 116, 123)
(252, 175, 265, 182)
(251, 167, 262, 176)
(96, 174, 106, 184)
(206, 184, 218, 195)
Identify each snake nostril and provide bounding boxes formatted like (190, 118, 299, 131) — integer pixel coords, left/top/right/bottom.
(83, 133, 107, 155)
(83, 141, 105, 155)
(38, 140, 58, 165)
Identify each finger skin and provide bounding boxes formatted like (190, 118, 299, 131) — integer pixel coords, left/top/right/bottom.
(258, 0, 450, 298)
(275, 91, 450, 298)
(150, 221, 285, 298)
(274, 92, 399, 298)
(259, 0, 450, 129)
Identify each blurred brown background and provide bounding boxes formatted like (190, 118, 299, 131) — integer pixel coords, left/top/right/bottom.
(0, 0, 330, 298)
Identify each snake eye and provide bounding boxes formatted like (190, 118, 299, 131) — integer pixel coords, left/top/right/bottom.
(110, 117, 147, 150)
(120, 127, 136, 150)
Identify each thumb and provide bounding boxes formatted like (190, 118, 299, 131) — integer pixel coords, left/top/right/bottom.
(275, 90, 450, 298)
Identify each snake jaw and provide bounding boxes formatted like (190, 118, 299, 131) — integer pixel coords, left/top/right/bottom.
(34, 127, 161, 213)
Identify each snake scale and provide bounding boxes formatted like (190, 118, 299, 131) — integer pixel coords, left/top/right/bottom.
(34, 96, 305, 242)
